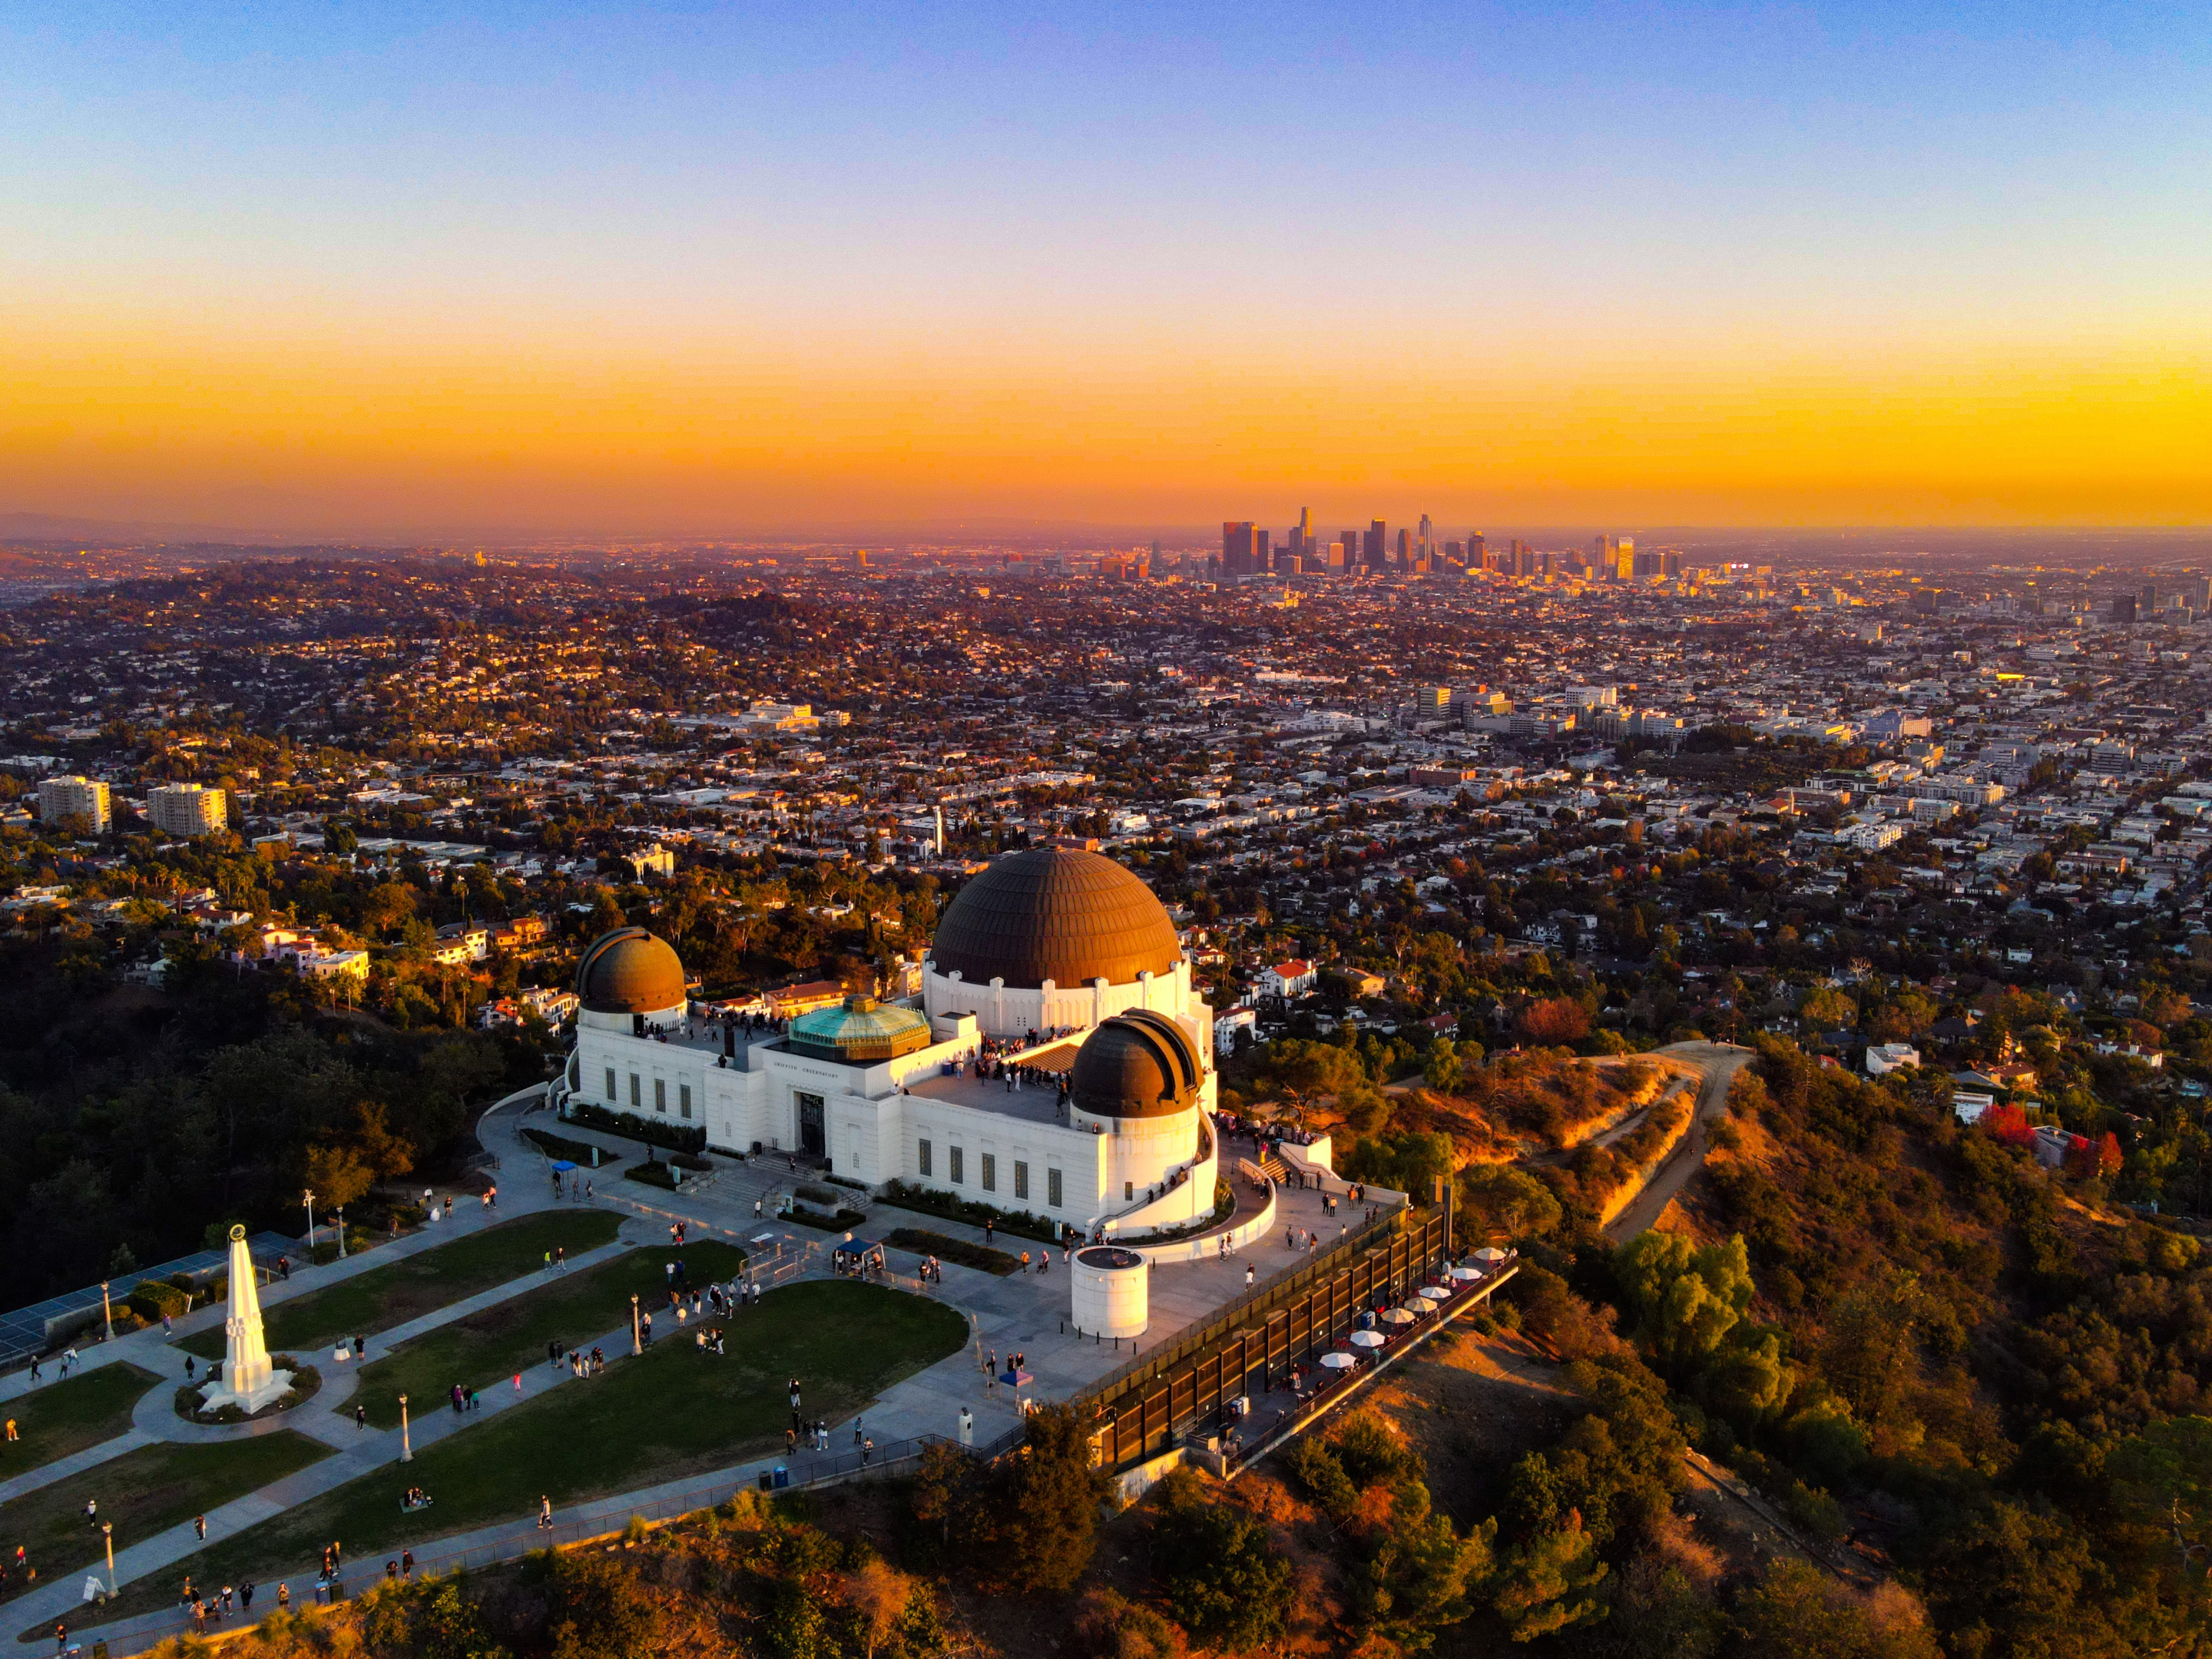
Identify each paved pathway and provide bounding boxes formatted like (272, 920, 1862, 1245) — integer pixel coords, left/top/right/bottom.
(9, 1088, 1349, 1652)
(0, 1151, 614, 1506)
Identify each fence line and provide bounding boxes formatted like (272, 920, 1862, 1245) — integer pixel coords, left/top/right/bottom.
(1075, 1199, 1410, 1406)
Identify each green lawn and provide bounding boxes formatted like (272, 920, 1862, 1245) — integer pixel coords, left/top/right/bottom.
(180, 1210, 623, 1361)
(0, 1434, 327, 1594)
(93, 1280, 967, 1619)
(348, 1242, 748, 1428)
(0, 1366, 163, 1480)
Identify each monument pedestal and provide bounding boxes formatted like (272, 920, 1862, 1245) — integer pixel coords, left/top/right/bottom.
(197, 1365, 295, 1416)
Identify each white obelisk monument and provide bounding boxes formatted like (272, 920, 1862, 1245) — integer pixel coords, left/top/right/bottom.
(198, 1224, 291, 1414)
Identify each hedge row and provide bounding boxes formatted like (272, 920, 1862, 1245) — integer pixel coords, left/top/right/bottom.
(562, 1099, 707, 1156)
(875, 1181, 1062, 1245)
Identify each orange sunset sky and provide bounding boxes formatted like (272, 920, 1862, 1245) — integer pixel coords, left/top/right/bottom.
(5, 4, 2208, 537)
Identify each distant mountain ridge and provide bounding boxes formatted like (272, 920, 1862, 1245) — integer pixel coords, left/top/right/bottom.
(0, 511, 313, 546)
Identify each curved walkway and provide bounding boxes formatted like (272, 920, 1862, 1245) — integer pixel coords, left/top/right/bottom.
(9, 1088, 1360, 1653)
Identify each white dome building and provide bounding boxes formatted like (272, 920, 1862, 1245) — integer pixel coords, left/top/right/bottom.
(555, 848, 1220, 1236)
(922, 846, 1210, 1055)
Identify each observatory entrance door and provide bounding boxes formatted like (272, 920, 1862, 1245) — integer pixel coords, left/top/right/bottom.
(796, 1092, 826, 1157)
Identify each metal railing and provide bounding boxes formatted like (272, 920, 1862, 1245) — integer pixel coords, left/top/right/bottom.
(1075, 1196, 1415, 1406)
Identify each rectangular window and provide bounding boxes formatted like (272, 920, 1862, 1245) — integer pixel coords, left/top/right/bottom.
(654, 1078, 667, 1114)
(1125, 1181, 1134, 1201)
(981, 1154, 996, 1192)
(629, 1073, 641, 1108)
(949, 1147, 965, 1185)
(918, 1139, 932, 1177)
(604, 1068, 617, 1102)
(1014, 1161, 1029, 1201)
(679, 1084, 693, 1120)
(1048, 1168, 1063, 1209)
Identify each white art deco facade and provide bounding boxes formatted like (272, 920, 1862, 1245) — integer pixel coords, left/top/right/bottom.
(555, 847, 1220, 1236)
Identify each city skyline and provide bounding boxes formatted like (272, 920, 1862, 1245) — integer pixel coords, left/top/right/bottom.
(4, 2, 2207, 535)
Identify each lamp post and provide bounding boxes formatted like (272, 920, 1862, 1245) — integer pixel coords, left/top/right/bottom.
(630, 1294, 641, 1356)
(101, 1522, 113, 1597)
(335, 1207, 347, 1259)
(303, 1188, 317, 1254)
(399, 1393, 412, 1462)
(101, 1280, 113, 1343)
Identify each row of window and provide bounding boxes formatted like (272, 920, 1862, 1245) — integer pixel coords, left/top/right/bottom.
(916, 1139, 1064, 1208)
(604, 1067, 693, 1119)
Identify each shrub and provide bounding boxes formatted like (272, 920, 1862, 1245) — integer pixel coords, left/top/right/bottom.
(796, 1183, 841, 1206)
(875, 1180, 1061, 1243)
(784, 1206, 869, 1233)
(886, 1228, 1022, 1275)
(1073, 1588, 1187, 1659)
(562, 1098, 707, 1155)
(522, 1126, 621, 1167)
(129, 1280, 191, 1321)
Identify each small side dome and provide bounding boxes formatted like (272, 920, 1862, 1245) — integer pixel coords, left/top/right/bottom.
(576, 927, 687, 1015)
(788, 994, 932, 1064)
(1071, 1010, 1202, 1120)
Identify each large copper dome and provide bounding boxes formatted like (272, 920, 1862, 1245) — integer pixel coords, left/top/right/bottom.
(929, 847, 1182, 989)
(1071, 1012, 1203, 1119)
(575, 927, 687, 1015)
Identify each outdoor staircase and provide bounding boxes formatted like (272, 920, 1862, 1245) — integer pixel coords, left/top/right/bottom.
(1255, 1151, 1290, 1183)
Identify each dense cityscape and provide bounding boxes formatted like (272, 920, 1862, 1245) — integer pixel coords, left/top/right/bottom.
(6, 518, 2212, 1653)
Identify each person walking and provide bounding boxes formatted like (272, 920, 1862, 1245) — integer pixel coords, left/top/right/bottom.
(240, 1581, 254, 1612)
(959, 1406, 973, 1447)
(277, 1583, 290, 1612)
(194, 1514, 207, 1541)
(538, 1495, 554, 1532)
(355, 1403, 366, 1431)
(401, 1549, 414, 1581)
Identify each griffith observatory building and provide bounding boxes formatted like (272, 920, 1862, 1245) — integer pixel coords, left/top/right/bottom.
(552, 846, 1223, 1238)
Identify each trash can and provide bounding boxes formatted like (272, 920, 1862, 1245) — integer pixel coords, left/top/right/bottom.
(757, 1471, 773, 1492)
(773, 1465, 790, 1489)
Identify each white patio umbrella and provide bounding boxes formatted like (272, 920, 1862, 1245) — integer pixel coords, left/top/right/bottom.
(1407, 1293, 1441, 1312)
(1474, 1247, 1509, 1263)
(1349, 1330, 1386, 1348)
(1449, 1265, 1484, 1281)
(1378, 1307, 1417, 1326)
(1320, 1350, 1357, 1369)
(1421, 1282, 1453, 1298)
